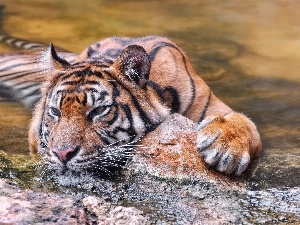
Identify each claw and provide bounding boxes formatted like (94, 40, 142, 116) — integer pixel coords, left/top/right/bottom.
(217, 150, 235, 174)
(200, 147, 222, 166)
(196, 131, 220, 151)
(197, 116, 217, 131)
(235, 152, 250, 175)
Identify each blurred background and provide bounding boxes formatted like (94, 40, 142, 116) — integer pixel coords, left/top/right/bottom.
(0, 0, 299, 223)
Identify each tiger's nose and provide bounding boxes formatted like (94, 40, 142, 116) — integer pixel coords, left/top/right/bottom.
(52, 147, 80, 164)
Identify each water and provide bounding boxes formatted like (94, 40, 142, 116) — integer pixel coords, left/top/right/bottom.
(0, 0, 299, 223)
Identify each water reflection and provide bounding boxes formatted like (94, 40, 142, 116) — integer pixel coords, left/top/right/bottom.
(0, 0, 299, 223)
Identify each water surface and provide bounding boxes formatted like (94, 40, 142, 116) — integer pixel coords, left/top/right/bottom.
(0, 0, 299, 223)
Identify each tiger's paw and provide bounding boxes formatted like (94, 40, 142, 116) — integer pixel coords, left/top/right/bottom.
(196, 113, 261, 176)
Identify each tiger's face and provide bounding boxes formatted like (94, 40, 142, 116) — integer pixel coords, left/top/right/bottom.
(30, 45, 171, 175)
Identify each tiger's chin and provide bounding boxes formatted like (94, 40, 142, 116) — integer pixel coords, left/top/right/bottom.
(36, 145, 135, 182)
(47, 164, 123, 177)
(37, 166, 117, 186)
(37, 160, 127, 186)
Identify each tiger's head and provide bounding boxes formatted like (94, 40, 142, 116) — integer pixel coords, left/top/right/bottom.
(29, 44, 171, 175)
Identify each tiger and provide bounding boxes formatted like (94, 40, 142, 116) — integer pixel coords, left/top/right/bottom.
(0, 32, 262, 176)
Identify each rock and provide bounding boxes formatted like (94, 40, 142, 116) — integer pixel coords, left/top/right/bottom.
(0, 179, 149, 224)
(0, 179, 84, 224)
(82, 196, 149, 225)
(133, 113, 234, 184)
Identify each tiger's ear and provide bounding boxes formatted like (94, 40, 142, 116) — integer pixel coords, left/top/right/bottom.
(114, 45, 150, 87)
(38, 43, 70, 71)
(49, 43, 70, 69)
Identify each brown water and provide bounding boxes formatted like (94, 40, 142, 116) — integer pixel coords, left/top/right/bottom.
(0, 0, 299, 224)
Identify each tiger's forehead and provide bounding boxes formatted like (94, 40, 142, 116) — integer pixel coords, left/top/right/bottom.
(49, 66, 116, 107)
(50, 85, 114, 109)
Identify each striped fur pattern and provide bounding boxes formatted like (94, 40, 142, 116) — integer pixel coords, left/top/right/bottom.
(0, 34, 77, 107)
(1, 35, 262, 176)
(0, 33, 45, 50)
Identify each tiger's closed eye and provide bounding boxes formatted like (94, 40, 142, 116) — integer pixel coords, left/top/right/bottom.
(49, 107, 61, 118)
(87, 106, 110, 121)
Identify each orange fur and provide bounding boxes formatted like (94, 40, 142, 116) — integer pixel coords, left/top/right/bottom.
(2, 36, 261, 176)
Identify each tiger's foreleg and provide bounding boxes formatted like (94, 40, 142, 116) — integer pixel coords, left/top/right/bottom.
(196, 112, 262, 175)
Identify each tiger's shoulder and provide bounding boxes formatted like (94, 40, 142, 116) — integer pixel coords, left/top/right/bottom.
(74, 36, 209, 119)
(76, 36, 181, 63)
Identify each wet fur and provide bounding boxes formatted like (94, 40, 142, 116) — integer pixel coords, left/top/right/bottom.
(1, 36, 262, 176)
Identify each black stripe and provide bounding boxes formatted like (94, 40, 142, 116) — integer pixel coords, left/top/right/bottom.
(60, 66, 88, 80)
(75, 95, 81, 103)
(11, 38, 24, 47)
(104, 48, 122, 58)
(102, 58, 114, 65)
(198, 91, 211, 123)
(162, 86, 180, 113)
(39, 104, 45, 146)
(120, 104, 137, 140)
(111, 37, 133, 46)
(137, 36, 158, 43)
(87, 47, 95, 58)
(148, 42, 196, 114)
(97, 91, 108, 101)
(92, 71, 103, 78)
(85, 87, 98, 92)
(113, 126, 127, 134)
(22, 43, 44, 50)
(131, 95, 155, 131)
(105, 70, 156, 131)
(144, 81, 163, 95)
(0, 55, 36, 64)
(14, 79, 37, 86)
(100, 137, 111, 145)
(17, 83, 39, 91)
(91, 92, 96, 105)
(19, 41, 31, 49)
(0, 61, 36, 72)
(85, 80, 99, 85)
(0, 57, 29, 64)
(82, 92, 87, 106)
(59, 92, 64, 108)
(22, 88, 40, 98)
(60, 80, 79, 86)
(107, 105, 119, 126)
(0, 70, 40, 81)
(104, 130, 118, 142)
(108, 80, 120, 99)
(0, 35, 10, 43)
(145, 81, 180, 113)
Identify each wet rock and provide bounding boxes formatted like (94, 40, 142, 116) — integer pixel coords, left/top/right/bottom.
(0, 179, 149, 224)
(0, 179, 86, 224)
(82, 196, 149, 225)
(0, 179, 84, 224)
(133, 113, 236, 185)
